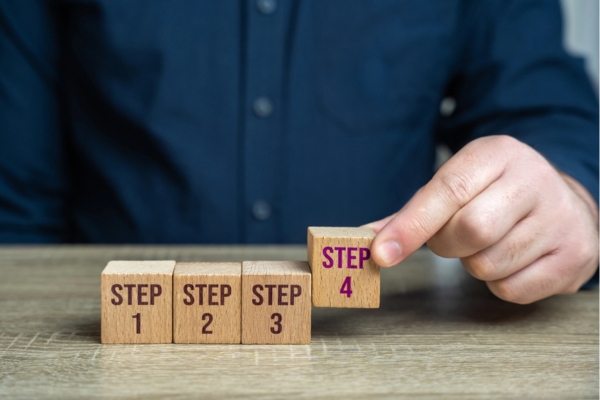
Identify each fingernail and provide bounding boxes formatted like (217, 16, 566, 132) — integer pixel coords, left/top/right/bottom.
(378, 240, 402, 265)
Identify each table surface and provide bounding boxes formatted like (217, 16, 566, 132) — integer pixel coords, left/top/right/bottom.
(0, 246, 597, 399)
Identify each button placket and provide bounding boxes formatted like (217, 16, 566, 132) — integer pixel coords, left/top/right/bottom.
(252, 96, 274, 118)
(241, 0, 290, 242)
(252, 200, 272, 221)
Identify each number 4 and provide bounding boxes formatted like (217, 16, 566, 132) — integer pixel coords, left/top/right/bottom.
(340, 276, 352, 298)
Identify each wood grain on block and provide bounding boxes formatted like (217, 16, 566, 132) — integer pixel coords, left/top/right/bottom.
(241, 261, 311, 345)
(101, 260, 175, 344)
(173, 262, 241, 344)
(307, 227, 380, 308)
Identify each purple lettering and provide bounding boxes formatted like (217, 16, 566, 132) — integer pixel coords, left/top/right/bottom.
(347, 247, 358, 268)
(359, 247, 370, 269)
(334, 247, 345, 268)
(322, 246, 334, 268)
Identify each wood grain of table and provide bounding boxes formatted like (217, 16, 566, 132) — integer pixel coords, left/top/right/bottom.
(0, 246, 597, 399)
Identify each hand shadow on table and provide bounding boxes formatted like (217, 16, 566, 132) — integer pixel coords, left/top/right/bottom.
(311, 278, 541, 338)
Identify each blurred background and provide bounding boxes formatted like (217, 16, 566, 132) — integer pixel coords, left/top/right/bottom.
(561, 0, 598, 90)
(436, 0, 598, 169)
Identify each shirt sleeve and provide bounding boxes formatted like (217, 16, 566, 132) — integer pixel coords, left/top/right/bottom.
(0, 1, 66, 242)
(437, 0, 599, 205)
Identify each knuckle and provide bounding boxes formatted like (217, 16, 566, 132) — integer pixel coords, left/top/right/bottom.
(457, 211, 497, 248)
(438, 171, 474, 207)
(405, 213, 434, 241)
(426, 234, 454, 258)
(578, 238, 599, 267)
(488, 279, 530, 304)
(491, 134, 520, 149)
(462, 253, 496, 280)
(534, 159, 560, 186)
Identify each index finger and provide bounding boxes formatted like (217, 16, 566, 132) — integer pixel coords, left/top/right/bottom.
(371, 137, 510, 266)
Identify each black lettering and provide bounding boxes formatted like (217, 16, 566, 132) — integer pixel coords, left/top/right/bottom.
(124, 284, 136, 305)
(195, 284, 207, 305)
(278, 284, 289, 306)
(183, 284, 194, 305)
(208, 284, 219, 306)
(150, 284, 162, 305)
(221, 284, 232, 305)
(290, 285, 302, 305)
(111, 284, 123, 305)
(265, 284, 276, 306)
(252, 284, 264, 306)
(137, 284, 149, 305)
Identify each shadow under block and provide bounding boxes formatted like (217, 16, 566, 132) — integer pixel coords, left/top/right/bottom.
(241, 261, 311, 345)
(307, 227, 380, 308)
(173, 262, 241, 344)
(101, 260, 175, 344)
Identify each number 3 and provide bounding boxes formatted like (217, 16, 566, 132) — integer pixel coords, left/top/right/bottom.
(270, 313, 282, 334)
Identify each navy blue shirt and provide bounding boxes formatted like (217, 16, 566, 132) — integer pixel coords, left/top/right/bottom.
(0, 0, 597, 244)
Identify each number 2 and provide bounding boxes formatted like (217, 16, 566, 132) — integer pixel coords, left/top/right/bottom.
(132, 313, 141, 334)
(340, 276, 352, 298)
(270, 313, 282, 334)
(202, 313, 213, 334)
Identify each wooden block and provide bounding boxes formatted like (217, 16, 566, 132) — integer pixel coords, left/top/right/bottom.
(101, 260, 175, 344)
(307, 227, 380, 308)
(241, 261, 311, 345)
(173, 262, 241, 344)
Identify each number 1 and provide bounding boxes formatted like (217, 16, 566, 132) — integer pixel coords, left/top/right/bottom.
(132, 313, 141, 334)
(340, 276, 352, 298)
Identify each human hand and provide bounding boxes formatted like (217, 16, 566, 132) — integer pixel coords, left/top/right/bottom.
(367, 135, 599, 304)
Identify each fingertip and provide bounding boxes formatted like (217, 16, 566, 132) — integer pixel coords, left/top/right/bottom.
(372, 239, 403, 267)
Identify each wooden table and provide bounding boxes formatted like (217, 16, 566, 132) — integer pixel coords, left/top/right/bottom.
(0, 246, 597, 399)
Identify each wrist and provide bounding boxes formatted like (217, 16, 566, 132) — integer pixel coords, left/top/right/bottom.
(559, 172, 599, 230)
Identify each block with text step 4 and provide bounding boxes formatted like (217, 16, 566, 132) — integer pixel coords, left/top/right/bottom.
(307, 227, 380, 308)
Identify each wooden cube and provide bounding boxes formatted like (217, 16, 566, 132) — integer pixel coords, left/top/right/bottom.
(241, 261, 311, 344)
(101, 260, 175, 344)
(173, 262, 241, 344)
(307, 227, 380, 308)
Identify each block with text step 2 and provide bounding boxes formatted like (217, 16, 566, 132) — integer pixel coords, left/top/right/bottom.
(173, 262, 241, 344)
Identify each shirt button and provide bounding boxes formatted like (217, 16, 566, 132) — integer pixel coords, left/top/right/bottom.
(252, 97, 274, 118)
(252, 200, 272, 221)
(256, 0, 277, 15)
